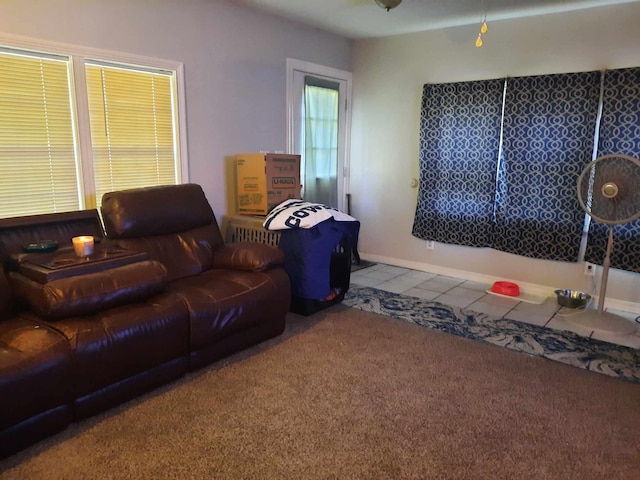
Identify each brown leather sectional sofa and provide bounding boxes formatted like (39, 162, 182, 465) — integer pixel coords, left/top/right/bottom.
(0, 184, 290, 459)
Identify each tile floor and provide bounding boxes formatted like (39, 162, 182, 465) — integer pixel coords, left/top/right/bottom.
(350, 263, 640, 349)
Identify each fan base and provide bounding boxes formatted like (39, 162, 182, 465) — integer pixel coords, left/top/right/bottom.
(567, 310, 637, 335)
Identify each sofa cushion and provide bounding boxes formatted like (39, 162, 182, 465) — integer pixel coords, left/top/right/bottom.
(110, 225, 221, 282)
(29, 293, 190, 401)
(169, 267, 290, 353)
(0, 317, 72, 431)
(100, 184, 225, 281)
(101, 184, 217, 239)
(9, 260, 168, 318)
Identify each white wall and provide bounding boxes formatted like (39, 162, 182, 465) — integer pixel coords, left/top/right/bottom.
(0, 0, 351, 220)
(350, 2, 640, 308)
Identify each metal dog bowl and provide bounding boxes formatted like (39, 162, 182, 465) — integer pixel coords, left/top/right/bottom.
(554, 289, 591, 309)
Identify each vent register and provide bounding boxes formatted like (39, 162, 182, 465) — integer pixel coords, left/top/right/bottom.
(224, 215, 281, 247)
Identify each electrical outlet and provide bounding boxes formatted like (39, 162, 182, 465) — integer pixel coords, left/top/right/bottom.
(584, 262, 596, 276)
(426, 241, 435, 250)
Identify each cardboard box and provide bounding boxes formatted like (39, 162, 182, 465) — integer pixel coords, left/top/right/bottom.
(236, 153, 301, 215)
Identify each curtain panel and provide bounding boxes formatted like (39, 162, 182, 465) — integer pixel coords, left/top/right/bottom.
(412, 79, 504, 247)
(413, 69, 640, 270)
(585, 67, 640, 272)
(303, 83, 339, 208)
(491, 71, 601, 262)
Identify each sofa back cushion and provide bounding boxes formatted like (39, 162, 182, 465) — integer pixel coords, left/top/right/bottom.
(0, 210, 104, 319)
(101, 184, 224, 281)
(0, 210, 104, 264)
(102, 184, 215, 238)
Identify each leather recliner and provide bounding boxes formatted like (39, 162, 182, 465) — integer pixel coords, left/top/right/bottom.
(100, 183, 291, 370)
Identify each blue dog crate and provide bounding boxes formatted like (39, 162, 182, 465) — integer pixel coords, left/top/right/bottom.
(278, 219, 360, 316)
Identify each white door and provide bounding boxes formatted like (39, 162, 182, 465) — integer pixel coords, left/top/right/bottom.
(286, 59, 352, 212)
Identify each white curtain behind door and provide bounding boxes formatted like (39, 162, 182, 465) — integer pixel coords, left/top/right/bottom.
(304, 81, 338, 207)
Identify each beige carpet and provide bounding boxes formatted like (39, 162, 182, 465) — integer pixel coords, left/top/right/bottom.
(2, 305, 640, 480)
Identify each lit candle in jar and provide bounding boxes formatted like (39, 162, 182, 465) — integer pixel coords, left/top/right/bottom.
(72, 236, 94, 257)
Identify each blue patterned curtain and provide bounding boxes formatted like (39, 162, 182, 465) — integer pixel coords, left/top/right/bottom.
(412, 79, 504, 247)
(585, 67, 640, 272)
(492, 72, 601, 262)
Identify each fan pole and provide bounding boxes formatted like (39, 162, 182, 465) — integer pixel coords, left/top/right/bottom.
(568, 223, 635, 335)
(596, 225, 614, 313)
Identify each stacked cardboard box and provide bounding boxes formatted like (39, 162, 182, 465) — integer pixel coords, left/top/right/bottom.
(235, 153, 301, 215)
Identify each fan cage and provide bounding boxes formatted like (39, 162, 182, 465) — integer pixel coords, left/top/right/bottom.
(577, 153, 640, 225)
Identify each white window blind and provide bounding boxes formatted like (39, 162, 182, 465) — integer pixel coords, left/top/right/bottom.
(85, 63, 178, 205)
(0, 50, 80, 217)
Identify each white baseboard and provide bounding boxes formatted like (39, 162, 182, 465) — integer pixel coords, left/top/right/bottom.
(359, 253, 640, 316)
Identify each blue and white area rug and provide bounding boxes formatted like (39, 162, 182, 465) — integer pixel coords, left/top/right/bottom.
(343, 285, 640, 384)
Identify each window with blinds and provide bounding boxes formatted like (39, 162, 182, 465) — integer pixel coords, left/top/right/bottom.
(0, 50, 80, 217)
(85, 63, 178, 205)
(0, 41, 184, 218)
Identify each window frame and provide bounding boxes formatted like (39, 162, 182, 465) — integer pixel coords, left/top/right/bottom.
(0, 32, 189, 211)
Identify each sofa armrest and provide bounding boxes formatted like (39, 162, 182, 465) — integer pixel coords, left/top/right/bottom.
(212, 242, 284, 272)
(9, 260, 168, 318)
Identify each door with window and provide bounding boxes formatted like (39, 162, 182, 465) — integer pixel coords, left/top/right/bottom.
(287, 59, 351, 212)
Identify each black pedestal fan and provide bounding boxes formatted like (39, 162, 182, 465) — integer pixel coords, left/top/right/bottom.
(570, 153, 640, 334)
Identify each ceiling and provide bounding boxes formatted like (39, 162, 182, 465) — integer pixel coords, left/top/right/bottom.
(233, 0, 637, 39)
